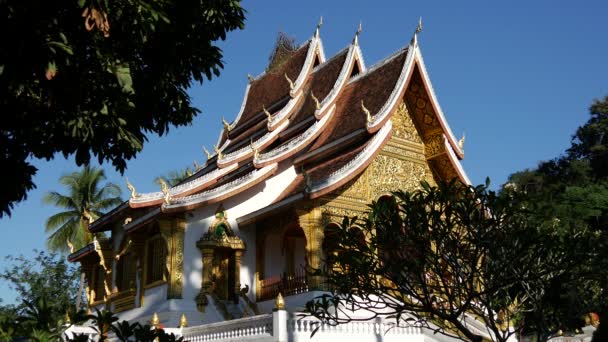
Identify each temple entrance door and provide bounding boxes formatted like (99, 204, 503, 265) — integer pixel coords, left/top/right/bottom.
(213, 248, 236, 301)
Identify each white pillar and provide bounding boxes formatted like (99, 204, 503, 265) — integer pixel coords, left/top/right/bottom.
(273, 309, 288, 342)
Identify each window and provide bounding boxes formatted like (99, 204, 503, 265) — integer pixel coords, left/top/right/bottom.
(115, 253, 136, 292)
(93, 265, 106, 302)
(146, 236, 167, 285)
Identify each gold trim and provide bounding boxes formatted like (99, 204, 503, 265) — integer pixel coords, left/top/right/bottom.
(143, 279, 167, 290)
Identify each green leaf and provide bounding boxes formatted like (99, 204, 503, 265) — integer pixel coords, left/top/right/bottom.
(114, 65, 134, 94)
(47, 41, 73, 55)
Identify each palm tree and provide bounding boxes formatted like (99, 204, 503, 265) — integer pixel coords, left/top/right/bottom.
(44, 166, 122, 254)
(154, 166, 194, 187)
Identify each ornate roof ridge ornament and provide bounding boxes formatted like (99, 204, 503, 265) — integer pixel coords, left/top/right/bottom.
(203, 145, 212, 161)
(284, 73, 295, 92)
(361, 100, 372, 123)
(222, 116, 232, 132)
(353, 21, 362, 46)
(126, 177, 139, 198)
(263, 105, 273, 123)
(311, 91, 320, 110)
(250, 139, 259, 159)
(66, 238, 74, 253)
(314, 16, 323, 38)
(247, 73, 254, 83)
(458, 132, 465, 150)
(159, 178, 171, 205)
(213, 144, 223, 160)
(410, 17, 422, 47)
(193, 160, 200, 171)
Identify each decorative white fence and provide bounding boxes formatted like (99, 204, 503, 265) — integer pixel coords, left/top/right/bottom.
(181, 310, 424, 342)
(182, 314, 273, 342)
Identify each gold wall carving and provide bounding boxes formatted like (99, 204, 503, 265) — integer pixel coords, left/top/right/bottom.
(159, 218, 186, 299)
(424, 132, 446, 159)
(391, 102, 423, 144)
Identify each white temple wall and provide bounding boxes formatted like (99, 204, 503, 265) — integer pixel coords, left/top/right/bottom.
(183, 162, 298, 302)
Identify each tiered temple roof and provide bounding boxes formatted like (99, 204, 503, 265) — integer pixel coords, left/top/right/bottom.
(86, 23, 469, 235)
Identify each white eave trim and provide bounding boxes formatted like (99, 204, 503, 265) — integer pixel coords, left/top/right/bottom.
(444, 136, 471, 185)
(163, 164, 278, 211)
(217, 120, 290, 168)
(414, 46, 465, 159)
(290, 36, 322, 98)
(366, 47, 414, 132)
(267, 91, 303, 131)
(128, 163, 239, 206)
(255, 104, 336, 167)
(308, 120, 392, 197)
(314, 44, 364, 119)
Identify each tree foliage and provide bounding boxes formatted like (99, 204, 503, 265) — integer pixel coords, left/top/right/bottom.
(504, 95, 608, 341)
(0, 0, 246, 217)
(44, 165, 122, 253)
(306, 180, 569, 342)
(0, 250, 81, 339)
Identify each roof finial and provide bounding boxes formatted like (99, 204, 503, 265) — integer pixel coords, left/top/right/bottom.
(410, 17, 422, 46)
(311, 91, 320, 110)
(263, 105, 273, 123)
(247, 74, 254, 83)
(214, 144, 223, 160)
(203, 145, 212, 160)
(159, 178, 171, 205)
(250, 139, 259, 159)
(458, 132, 465, 150)
(66, 238, 74, 253)
(361, 100, 373, 123)
(193, 160, 200, 171)
(284, 73, 294, 91)
(222, 116, 232, 132)
(315, 16, 323, 38)
(126, 177, 138, 198)
(353, 21, 362, 45)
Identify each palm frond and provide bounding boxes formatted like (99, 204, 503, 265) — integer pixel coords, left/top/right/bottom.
(45, 211, 80, 232)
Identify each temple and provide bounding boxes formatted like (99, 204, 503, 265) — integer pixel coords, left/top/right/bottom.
(68, 19, 477, 341)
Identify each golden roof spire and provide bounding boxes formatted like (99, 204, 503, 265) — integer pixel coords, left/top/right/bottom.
(315, 16, 323, 38)
(458, 132, 466, 150)
(250, 139, 259, 159)
(361, 100, 372, 123)
(66, 238, 74, 253)
(410, 17, 422, 46)
(353, 21, 362, 46)
(284, 73, 294, 91)
(126, 177, 138, 198)
(193, 160, 200, 171)
(263, 105, 273, 122)
(203, 145, 212, 160)
(222, 116, 232, 132)
(311, 91, 320, 110)
(214, 144, 223, 160)
(159, 178, 171, 205)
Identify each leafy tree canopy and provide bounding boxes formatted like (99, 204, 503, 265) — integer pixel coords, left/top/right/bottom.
(504, 95, 608, 341)
(306, 180, 571, 342)
(0, 0, 246, 217)
(0, 250, 81, 338)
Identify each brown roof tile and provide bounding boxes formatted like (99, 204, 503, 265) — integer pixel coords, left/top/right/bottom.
(307, 49, 407, 153)
(230, 41, 311, 133)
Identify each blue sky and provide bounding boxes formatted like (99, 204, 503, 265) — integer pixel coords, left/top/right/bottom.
(1, 0, 607, 304)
